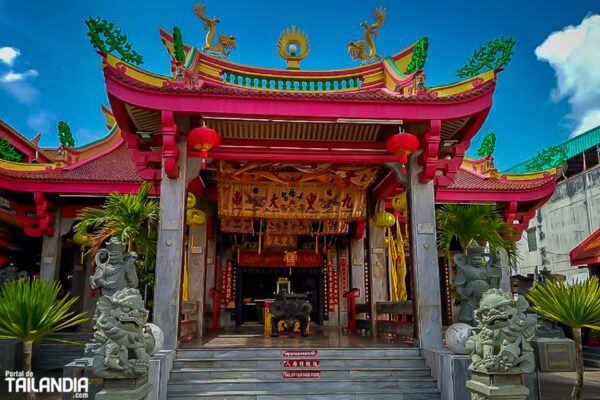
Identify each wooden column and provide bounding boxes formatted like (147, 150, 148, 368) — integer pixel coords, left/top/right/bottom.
(187, 222, 207, 336)
(39, 210, 62, 281)
(368, 201, 387, 336)
(350, 237, 366, 303)
(405, 156, 443, 349)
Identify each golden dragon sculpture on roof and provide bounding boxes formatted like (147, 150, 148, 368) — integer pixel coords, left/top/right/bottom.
(348, 7, 387, 63)
(193, 3, 236, 58)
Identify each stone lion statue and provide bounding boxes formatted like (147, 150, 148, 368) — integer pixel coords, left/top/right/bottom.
(466, 288, 536, 374)
(92, 288, 156, 378)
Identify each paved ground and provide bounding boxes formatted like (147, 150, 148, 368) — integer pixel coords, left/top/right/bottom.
(539, 368, 600, 399)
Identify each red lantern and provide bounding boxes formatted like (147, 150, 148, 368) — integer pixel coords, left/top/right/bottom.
(386, 131, 419, 174)
(188, 125, 221, 169)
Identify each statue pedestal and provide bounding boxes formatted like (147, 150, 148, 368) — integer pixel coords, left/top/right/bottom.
(96, 375, 152, 400)
(467, 372, 529, 400)
(531, 337, 576, 372)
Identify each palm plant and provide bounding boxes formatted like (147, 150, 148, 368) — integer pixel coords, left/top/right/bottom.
(74, 182, 159, 287)
(527, 277, 600, 400)
(437, 203, 518, 265)
(0, 279, 88, 399)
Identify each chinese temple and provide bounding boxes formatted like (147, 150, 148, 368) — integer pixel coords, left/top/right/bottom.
(0, 6, 561, 353)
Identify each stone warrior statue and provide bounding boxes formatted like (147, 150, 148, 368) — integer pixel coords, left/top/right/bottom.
(454, 242, 502, 326)
(466, 288, 536, 374)
(87, 237, 163, 380)
(90, 237, 138, 297)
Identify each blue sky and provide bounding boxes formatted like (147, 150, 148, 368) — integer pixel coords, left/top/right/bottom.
(0, 1, 598, 170)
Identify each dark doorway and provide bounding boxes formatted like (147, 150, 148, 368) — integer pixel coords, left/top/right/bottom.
(236, 267, 323, 326)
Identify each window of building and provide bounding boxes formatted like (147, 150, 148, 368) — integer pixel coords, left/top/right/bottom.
(526, 229, 537, 252)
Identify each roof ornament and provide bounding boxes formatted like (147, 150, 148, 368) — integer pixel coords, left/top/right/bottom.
(456, 37, 516, 78)
(277, 26, 310, 70)
(193, 3, 236, 59)
(85, 17, 144, 65)
(348, 7, 387, 64)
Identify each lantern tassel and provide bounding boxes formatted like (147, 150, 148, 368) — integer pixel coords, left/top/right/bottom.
(401, 164, 406, 174)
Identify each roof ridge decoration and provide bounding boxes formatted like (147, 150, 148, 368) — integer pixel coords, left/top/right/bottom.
(405, 37, 429, 75)
(85, 17, 144, 65)
(277, 26, 310, 70)
(348, 6, 387, 64)
(193, 3, 236, 59)
(456, 37, 515, 78)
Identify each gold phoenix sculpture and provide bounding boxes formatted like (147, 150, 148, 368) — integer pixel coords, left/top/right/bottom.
(348, 7, 387, 63)
(193, 3, 236, 58)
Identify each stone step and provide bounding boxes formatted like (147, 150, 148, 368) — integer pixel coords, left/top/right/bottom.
(166, 388, 441, 400)
(169, 366, 433, 380)
(167, 377, 438, 392)
(176, 348, 421, 359)
(173, 357, 427, 369)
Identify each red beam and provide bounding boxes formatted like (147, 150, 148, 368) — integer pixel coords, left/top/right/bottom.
(372, 171, 402, 200)
(220, 138, 386, 150)
(198, 150, 397, 164)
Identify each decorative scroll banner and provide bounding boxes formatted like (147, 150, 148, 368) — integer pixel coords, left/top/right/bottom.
(238, 251, 322, 267)
(221, 217, 254, 234)
(218, 182, 366, 220)
(264, 234, 297, 249)
(267, 219, 311, 235)
(220, 260, 234, 306)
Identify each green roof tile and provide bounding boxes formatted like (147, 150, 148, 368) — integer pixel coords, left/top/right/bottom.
(504, 124, 600, 173)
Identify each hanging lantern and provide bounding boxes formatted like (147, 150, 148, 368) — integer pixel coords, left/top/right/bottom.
(392, 192, 408, 214)
(186, 209, 206, 226)
(374, 211, 395, 229)
(72, 231, 90, 246)
(187, 192, 197, 209)
(188, 124, 221, 169)
(386, 129, 419, 174)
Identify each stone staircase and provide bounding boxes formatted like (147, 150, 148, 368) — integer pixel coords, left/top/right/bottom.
(167, 347, 440, 400)
(32, 331, 93, 371)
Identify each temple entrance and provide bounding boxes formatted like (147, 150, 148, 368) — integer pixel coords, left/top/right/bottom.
(236, 266, 324, 326)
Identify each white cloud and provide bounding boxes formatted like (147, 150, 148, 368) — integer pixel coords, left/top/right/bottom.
(0, 69, 38, 82)
(27, 111, 57, 134)
(0, 81, 38, 104)
(0, 47, 19, 66)
(535, 14, 600, 136)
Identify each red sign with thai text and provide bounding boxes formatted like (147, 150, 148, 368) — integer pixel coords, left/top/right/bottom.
(282, 360, 321, 368)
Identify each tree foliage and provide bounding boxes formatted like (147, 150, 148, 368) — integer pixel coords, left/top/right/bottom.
(85, 17, 143, 65)
(74, 182, 159, 287)
(477, 133, 496, 157)
(0, 137, 23, 162)
(525, 145, 568, 172)
(527, 277, 600, 400)
(173, 26, 186, 64)
(0, 278, 88, 395)
(58, 121, 75, 147)
(437, 204, 518, 266)
(457, 37, 516, 78)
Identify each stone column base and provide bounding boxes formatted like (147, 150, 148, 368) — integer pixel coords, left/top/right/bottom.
(96, 376, 152, 400)
(467, 372, 529, 400)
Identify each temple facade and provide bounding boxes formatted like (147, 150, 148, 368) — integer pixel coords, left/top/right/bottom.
(0, 7, 561, 352)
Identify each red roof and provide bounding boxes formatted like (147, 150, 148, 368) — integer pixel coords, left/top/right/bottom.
(0, 144, 142, 184)
(570, 228, 600, 266)
(107, 68, 496, 104)
(446, 167, 556, 192)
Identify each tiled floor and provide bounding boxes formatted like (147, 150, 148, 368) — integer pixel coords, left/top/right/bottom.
(181, 324, 415, 348)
